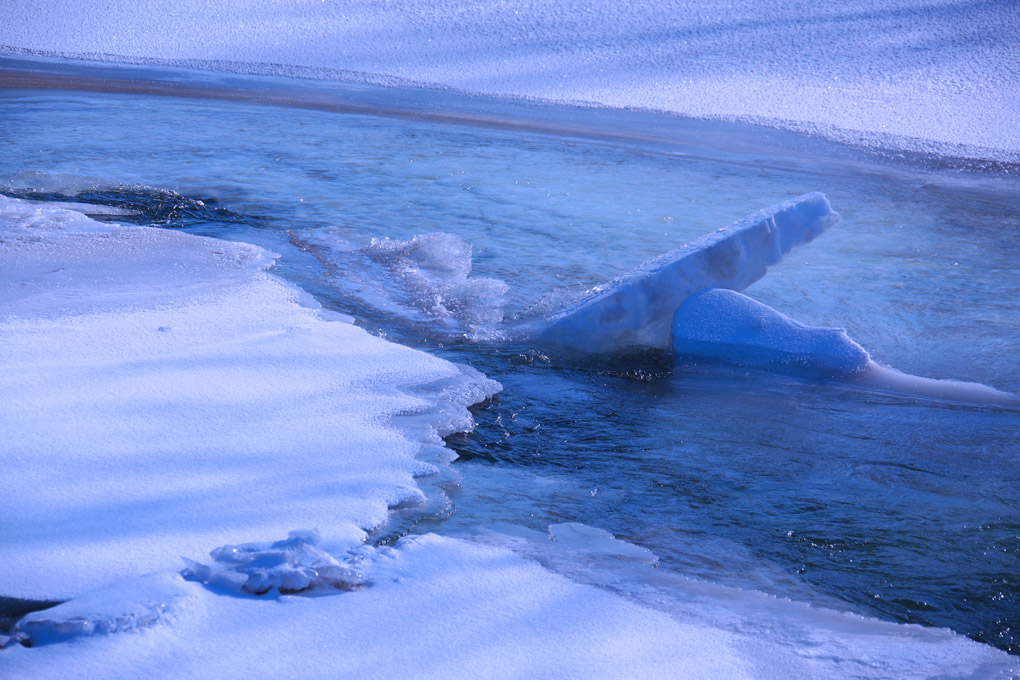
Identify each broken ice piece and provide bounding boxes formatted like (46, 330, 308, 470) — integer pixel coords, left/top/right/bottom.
(181, 529, 366, 596)
(11, 573, 189, 646)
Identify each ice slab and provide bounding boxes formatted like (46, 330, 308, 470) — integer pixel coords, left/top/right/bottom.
(0, 195, 499, 599)
(852, 361, 1018, 407)
(9, 573, 192, 647)
(672, 288, 870, 378)
(525, 193, 839, 355)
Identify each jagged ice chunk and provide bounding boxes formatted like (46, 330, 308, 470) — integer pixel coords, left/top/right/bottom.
(528, 193, 840, 355)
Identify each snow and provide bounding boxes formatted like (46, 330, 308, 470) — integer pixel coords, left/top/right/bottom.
(5, 532, 1017, 679)
(526, 192, 839, 355)
(180, 529, 367, 596)
(0, 195, 499, 599)
(1, 0, 1017, 161)
(8, 573, 190, 647)
(672, 288, 871, 378)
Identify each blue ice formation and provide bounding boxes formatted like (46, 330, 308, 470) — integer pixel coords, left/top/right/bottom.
(671, 289, 870, 378)
(181, 529, 365, 596)
(527, 193, 840, 355)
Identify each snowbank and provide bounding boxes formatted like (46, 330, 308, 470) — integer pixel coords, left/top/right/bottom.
(5, 532, 1017, 679)
(1, 0, 1017, 161)
(0, 195, 499, 599)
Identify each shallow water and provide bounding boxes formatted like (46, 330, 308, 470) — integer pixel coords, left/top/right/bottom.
(1, 74, 1018, 653)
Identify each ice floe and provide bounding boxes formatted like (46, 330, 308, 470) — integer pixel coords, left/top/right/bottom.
(671, 288, 871, 379)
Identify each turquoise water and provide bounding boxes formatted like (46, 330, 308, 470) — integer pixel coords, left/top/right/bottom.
(1, 78, 1017, 652)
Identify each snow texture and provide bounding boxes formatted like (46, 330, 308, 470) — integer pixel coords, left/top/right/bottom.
(526, 192, 839, 355)
(671, 288, 871, 378)
(0, 195, 499, 599)
(5, 533, 1016, 679)
(9, 573, 190, 647)
(1, 0, 1017, 162)
(2, 195, 1016, 677)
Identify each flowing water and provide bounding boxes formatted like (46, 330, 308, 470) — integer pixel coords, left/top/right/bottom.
(1, 64, 1018, 653)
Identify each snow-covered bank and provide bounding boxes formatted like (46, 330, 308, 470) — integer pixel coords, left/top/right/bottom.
(0, 195, 498, 598)
(1, 0, 1017, 162)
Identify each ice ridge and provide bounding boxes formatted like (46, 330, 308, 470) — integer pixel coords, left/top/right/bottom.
(525, 192, 839, 355)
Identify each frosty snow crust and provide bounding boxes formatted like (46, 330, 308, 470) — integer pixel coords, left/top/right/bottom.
(2, 0, 1017, 162)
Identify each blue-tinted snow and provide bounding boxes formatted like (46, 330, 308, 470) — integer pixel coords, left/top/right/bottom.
(1, 0, 1017, 162)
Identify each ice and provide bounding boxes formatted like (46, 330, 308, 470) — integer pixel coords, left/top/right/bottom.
(295, 230, 508, 341)
(852, 361, 1018, 406)
(671, 288, 1017, 404)
(525, 193, 839, 355)
(2, 1, 1017, 161)
(2, 192, 1015, 677)
(181, 529, 366, 596)
(0, 195, 499, 599)
(672, 288, 871, 378)
(8, 574, 191, 647)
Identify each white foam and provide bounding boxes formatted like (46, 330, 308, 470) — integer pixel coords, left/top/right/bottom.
(2, 0, 1016, 161)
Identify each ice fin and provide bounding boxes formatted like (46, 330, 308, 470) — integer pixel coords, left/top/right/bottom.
(525, 193, 840, 355)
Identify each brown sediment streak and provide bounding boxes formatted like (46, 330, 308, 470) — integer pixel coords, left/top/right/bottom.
(0, 68, 663, 148)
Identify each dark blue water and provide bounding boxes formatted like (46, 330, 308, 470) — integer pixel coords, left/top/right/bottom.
(1, 80, 1017, 653)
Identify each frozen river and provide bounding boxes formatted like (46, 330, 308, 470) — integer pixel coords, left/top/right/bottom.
(1, 56, 1018, 667)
